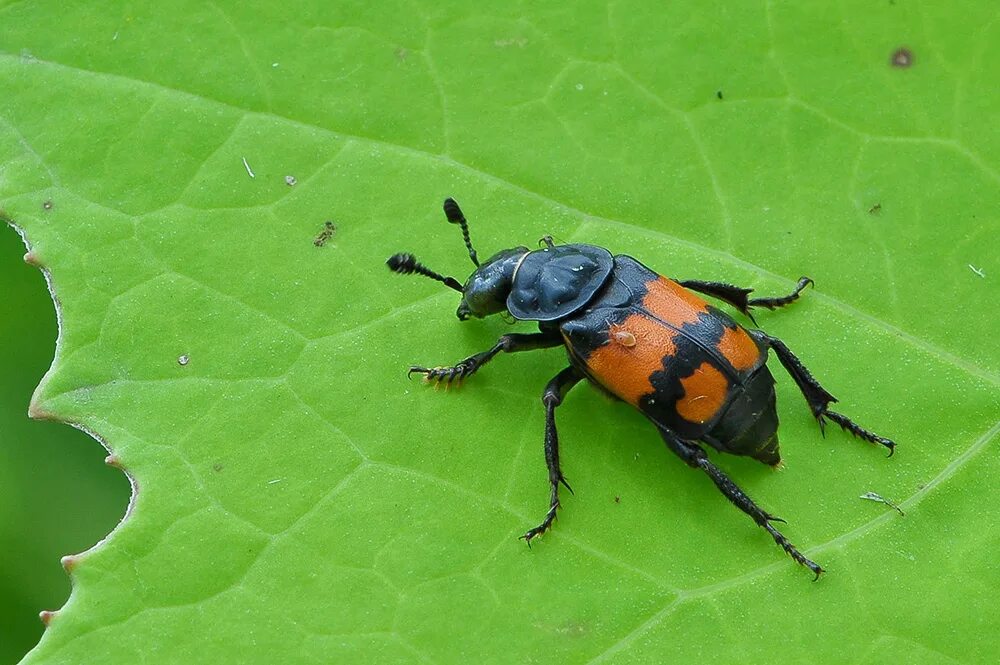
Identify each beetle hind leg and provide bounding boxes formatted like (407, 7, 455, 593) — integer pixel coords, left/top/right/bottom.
(520, 366, 583, 545)
(753, 331, 896, 455)
(659, 427, 823, 579)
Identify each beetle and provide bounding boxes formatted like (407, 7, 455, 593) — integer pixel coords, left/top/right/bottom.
(386, 198, 896, 578)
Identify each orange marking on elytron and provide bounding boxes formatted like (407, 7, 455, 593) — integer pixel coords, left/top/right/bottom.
(642, 277, 709, 326)
(582, 314, 677, 406)
(676, 361, 729, 424)
(717, 325, 760, 372)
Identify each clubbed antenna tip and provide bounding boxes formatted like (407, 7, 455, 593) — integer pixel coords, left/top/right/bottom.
(443, 198, 464, 223)
(386, 253, 417, 274)
(443, 198, 479, 267)
(386, 252, 464, 293)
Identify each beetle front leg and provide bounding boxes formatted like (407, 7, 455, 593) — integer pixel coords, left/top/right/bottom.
(409, 332, 563, 385)
(521, 366, 584, 544)
(679, 277, 813, 324)
(752, 331, 896, 455)
(658, 426, 824, 579)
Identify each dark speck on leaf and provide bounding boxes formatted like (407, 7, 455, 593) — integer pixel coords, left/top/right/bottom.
(891, 48, 913, 68)
(213, 463, 223, 472)
(42, 200, 53, 210)
(869, 203, 882, 215)
(716, 90, 723, 100)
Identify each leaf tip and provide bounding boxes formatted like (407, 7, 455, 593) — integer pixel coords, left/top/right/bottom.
(24, 251, 41, 266)
(61, 554, 80, 573)
(105, 454, 124, 469)
(28, 399, 55, 420)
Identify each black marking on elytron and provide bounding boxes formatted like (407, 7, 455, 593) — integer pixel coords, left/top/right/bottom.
(507, 244, 614, 322)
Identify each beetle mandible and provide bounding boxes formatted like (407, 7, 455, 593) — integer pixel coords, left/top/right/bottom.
(386, 199, 896, 579)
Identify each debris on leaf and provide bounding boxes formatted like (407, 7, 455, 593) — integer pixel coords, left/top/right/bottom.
(968, 264, 985, 278)
(890, 47, 913, 68)
(242, 156, 255, 179)
(177, 354, 190, 366)
(860, 491, 904, 516)
(314, 221, 336, 247)
(285, 175, 297, 186)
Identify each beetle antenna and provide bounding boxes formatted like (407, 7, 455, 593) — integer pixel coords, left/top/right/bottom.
(443, 198, 479, 267)
(386, 253, 464, 293)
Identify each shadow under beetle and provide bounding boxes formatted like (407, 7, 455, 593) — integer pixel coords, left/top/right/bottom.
(387, 199, 896, 579)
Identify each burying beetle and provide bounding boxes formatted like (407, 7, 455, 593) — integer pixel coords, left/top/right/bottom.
(387, 199, 895, 578)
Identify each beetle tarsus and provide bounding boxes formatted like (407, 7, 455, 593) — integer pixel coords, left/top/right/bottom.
(764, 522, 824, 579)
(748, 276, 814, 310)
(822, 410, 897, 455)
(521, 501, 560, 545)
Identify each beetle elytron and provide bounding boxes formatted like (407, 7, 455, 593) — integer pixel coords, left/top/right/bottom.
(387, 199, 896, 578)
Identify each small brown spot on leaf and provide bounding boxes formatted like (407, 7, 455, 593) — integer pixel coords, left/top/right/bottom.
(869, 203, 882, 214)
(213, 462, 224, 472)
(716, 90, 723, 100)
(891, 47, 913, 68)
(39, 610, 56, 626)
(42, 199, 53, 210)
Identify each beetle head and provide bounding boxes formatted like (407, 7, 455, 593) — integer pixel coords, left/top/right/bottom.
(386, 198, 528, 320)
(455, 247, 529, 320)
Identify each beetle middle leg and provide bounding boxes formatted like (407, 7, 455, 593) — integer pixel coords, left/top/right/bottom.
(751, 331, 896, 455)
(679, 277, 813, 324)
(521, 366, 584, 545)
(658, 426, 824, 579)
(409, 332, 562, 385)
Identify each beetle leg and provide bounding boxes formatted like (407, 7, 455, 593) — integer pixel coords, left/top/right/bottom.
(409, 332, 562, 385)
(521, 366, 584, 545)
(679, 277, 813, 324)
(658, 427, 824, 579)
(753, 331, 896, 455)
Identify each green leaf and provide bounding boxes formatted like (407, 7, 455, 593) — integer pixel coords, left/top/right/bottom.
(2, 1, 998, 663)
